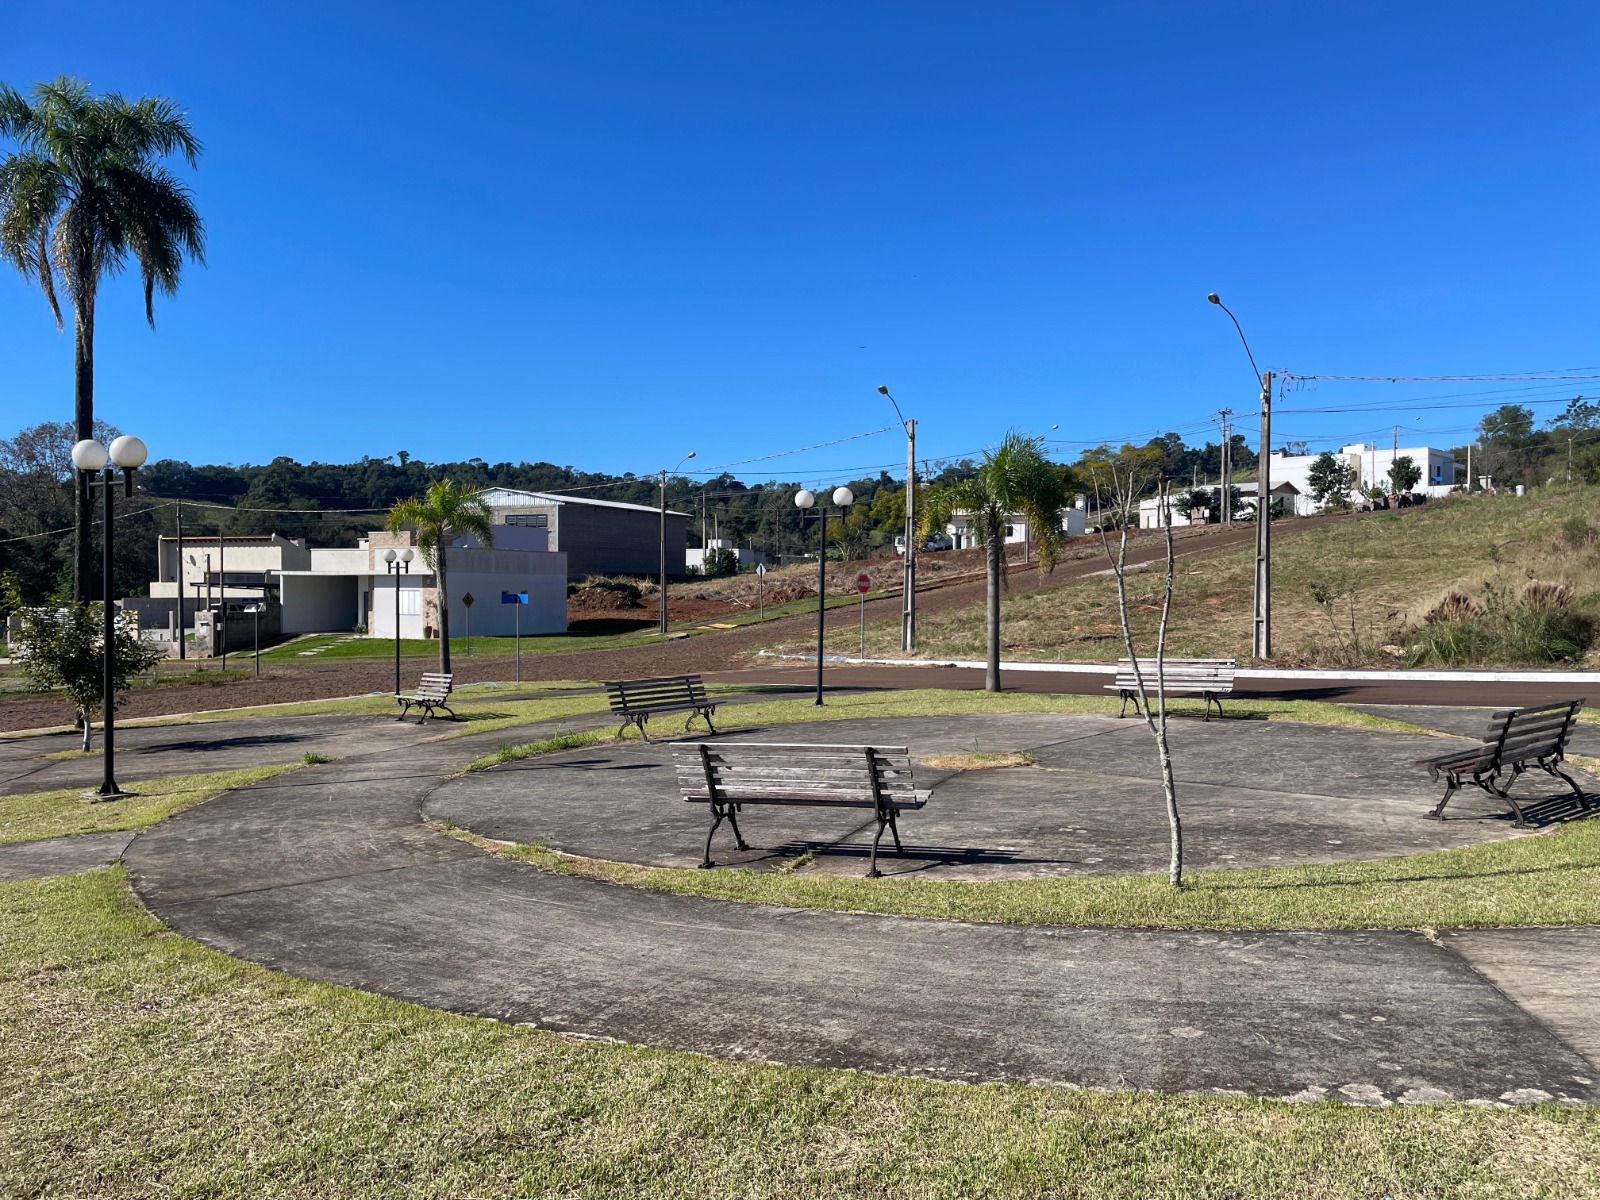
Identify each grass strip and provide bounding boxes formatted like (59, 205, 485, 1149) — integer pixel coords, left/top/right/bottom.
(2, 869, 1597, 1199)
(0, 764, 302, 845)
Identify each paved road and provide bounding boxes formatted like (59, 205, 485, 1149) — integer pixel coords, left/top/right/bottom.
(119, 709, 1600, 1106)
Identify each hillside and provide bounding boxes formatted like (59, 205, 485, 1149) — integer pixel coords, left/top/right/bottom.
(781, 486, 1600, 669)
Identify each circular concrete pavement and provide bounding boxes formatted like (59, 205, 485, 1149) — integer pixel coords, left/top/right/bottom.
(115, 706, 1600, 1107)
(426, 713, 1577, 878)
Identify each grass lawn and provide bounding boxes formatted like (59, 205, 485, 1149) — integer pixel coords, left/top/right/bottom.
(3, 869, 1597, 1199)
(787, 486, 1600, 667)
(0, 764, 302, 844)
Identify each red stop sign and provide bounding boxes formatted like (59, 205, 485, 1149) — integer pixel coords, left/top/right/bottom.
(856, 573, 871, 594)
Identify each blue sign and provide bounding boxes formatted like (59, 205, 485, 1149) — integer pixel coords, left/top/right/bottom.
(501, 591, 529, 604)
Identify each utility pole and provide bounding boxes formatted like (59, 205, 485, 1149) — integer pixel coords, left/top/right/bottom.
(1253, 371, 1273, 658)
(1216, 409, 1233, 525)
(1568, 438, 1574, 483)
(878, 386, 917, 651)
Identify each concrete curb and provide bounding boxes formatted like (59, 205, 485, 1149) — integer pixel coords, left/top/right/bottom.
(757, 650, 1600, 686)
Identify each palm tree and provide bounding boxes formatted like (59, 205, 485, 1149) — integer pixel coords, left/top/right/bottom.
(920, 431, 1066, 691)
(386, 480, 494, 673)
(0, 76, 205, 602)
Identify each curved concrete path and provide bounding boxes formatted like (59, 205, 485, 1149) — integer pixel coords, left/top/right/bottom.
(114, 710, 1600, 1106)
(427, 714, 1566, 879)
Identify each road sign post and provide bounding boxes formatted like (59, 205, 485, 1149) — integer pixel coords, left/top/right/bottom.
(462, 591, 475, 655)
(502, 591, 528, 680)
(856, 572, 870, 658)
(755, 562, 767, 622)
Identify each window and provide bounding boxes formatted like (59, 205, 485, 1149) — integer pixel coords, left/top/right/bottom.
(398, 588, 422, 616)
(505, 513, 549, 528)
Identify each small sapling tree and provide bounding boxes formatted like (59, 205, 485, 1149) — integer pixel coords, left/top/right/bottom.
(1086, 449, 1184, 887)
(6, 583, 163, 749)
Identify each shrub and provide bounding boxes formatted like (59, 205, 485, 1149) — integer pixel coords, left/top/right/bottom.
(1410, 581, 1591, 666)
(1559, 516, 1594, 549)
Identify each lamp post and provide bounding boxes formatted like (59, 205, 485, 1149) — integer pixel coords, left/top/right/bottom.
(1207, 292, 1273, 659)
(659, 452, 696, 635)
(794, 485, 854, 705)
(384, 547, 414, 695)
(71, 434, 148, 799)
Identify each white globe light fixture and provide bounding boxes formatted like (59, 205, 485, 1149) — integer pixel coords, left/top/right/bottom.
(71, 439, 109, 472)
(401, 548, 414, 563)
(794, 489, 816, 509)
(108, 435, 148, 469)
(832, 486, 854, 507)
(384, 549, 398, 564)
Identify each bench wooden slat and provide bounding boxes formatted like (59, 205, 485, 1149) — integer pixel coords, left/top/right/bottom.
(604, 674, 718, 742)
(1417, 698, 1588, 826)
(670, 741, 926, 877)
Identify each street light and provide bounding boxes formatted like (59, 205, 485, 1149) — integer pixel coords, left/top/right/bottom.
(660, 452, 696, 635)
(71, 433, 147, 799)
(794, 485, 854, 705)
(1207, 292, 1274, 658)
(384, 547, 414, 695)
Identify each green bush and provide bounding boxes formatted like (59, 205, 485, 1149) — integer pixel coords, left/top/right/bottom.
(1409, 581, 1592, 666)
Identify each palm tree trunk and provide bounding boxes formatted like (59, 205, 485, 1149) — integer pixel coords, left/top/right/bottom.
(436, 545, 451, 674)
(73, 297, 95, 605)
(985, 531, 1001, 692)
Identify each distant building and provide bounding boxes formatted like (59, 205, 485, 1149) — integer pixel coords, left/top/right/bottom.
(1271, 444, 1460, 511)
(685, 538, 771, 572)
(946, 507, 1087, 550)
(477, 488, 690, 580)
(139, 527, 566, 651)
(1136, 481, 1302, 529)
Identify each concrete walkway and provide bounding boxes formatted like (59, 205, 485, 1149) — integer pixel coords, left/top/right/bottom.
(117, 710, 1600, 1106)
(427, 714, 1571, 878)
(0, 830, 136, 882)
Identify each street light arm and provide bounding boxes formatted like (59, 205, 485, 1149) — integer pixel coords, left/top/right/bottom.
(1207, 293, 1263, 384)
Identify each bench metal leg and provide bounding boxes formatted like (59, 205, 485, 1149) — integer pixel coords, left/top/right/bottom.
(618, 713, 650, 743)
(867, 810, 904, 878)
(396, 699, 413, 722)
(726, 803, 748, 851)
(1541, 759, 1591, 810)
(1425, 773, 1460, 820)
(1489, 764, 1531, 828)
(685, 705, 718, 736)
(1118, 689, 1137, 718)
(700, 805, 726, 869)
(435, 703, 458, 722)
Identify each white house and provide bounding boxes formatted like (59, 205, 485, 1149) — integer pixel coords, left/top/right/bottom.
(946, 506, 1087, 550)
(1136, 481, 1303, 529)
(146, 527, 567, 645)
(685, 538, 771, 572)
(477, 488, 691, 580)
(1270, 444, 1460, 512)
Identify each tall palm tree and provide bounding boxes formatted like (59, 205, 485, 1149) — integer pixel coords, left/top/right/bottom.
(387, 480, 494, 673)
(0, 76, 205, 602)
(921, 431, 1066, 691)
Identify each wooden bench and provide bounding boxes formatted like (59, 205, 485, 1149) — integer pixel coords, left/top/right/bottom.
(604, 674, 717, 742)
(672, 742, 930, 877)
(1107, 658, 1236, 720)
(397, 672, 456, 723)
(1417, 698, 1591, 827)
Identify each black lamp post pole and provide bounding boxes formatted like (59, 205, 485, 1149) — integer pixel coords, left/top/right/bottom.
(389, 558, 409, 695)
(97, 467, 120, 797)
(815, 504, 827, 706)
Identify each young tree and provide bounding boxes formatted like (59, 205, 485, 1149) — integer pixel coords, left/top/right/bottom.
(6, 585, 163, 750)
(919, 431, 1066, 691)
(386, 480, 494, 673)
(0, 77, 205, 604)
(1087, 456, 1184, 887)
(1307, 452, 1356, 511)
(1479, 404, 1536, 447)
(1387, 455, 1422, 494)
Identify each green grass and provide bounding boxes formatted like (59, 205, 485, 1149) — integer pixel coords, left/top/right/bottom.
(793, 485, 1600, 668)
(2, 869, 1597, 1198)
(0, 764, 302, 844)
(259, 629, 667, 662)
(477, 817, 1600, 932)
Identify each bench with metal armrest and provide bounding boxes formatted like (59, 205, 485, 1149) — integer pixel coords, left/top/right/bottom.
(1416, 698, 1590, 827)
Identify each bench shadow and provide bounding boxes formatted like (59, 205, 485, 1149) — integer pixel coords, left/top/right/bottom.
(134, 733, 303, 754)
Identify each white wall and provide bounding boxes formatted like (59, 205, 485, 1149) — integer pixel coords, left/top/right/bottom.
(370, 575, 432, 639)
(442, 550, 567, 636)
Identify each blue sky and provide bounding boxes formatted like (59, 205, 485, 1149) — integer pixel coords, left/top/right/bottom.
(3, 1, 1597, 486)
